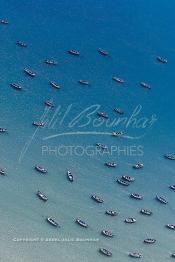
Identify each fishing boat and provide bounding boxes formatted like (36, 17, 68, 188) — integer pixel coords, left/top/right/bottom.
(0, 128, 7, 133)
(130, 193, 143, 200)
(122, 175, 135, 182)
(140, 82, 151, 90)
(156, 195, 168, 204)
(44, 59, 58, 65)
(171, 253, 175, 258)
(10, 83, 22, 90)
(105, 210, 118, 216)
(0, 19, 9, 24)
(125, 218, 136, 224)
(114, 108, 124, 114)
(96, 143, 108, 150)
(166, 224, 175, 230)
(144, 238, 156, 244)
(129, 252, 142, 258)
(46, 217, 59, 227)
(16, 41, 27, 47)
(112, 131, 124, 137)
(24, 68, 36, 77)
(35, 165, 47, 174)
(105, 162, 117, 168)
(99, 248, 112, 257)
(98, 48, 109, 56)
(68, 50, 80, 56)
(140, 209, 152, 216)
(49, 81, 60, 89)
(91, 194, 104, 203)
(45, 101, 54, 107)
(76, 219, 88, 228)
(112, 77, 125, 83)
(78, 80, 89, 85)
(133, 163, 144, 169)
(156, 56, 167, 64)
(33, 121, 45, 127)
(67, 170, 74, 182)
(117, 179, 130, 186)
(169, 185, 175, 191)
(97, 112, 108, 119)
(36, 191, 48, 202)
(101, 230, 114, 237)
(164, 154, 175, 160)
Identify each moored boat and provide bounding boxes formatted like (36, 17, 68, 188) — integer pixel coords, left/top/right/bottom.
(122, 175, 135, 182)
(114, 108, 124, 114)
(91, 194, 104, 203)
(105, 210, 118, 216)
(78, 80, 89, 85)
(166, 224, 175, 230)
(140, 209, 152, 216)
(129, 252, 142, 258)
(37, 191, 48, 201)
(99, 248, 112, 257)
(112, 131, 124, 137)
(96, 143, 108, 150)
(0, 128, 7, 133)
(44, 59, 58, 65)
(101, 230, 114, 237)
(49, 81, 60, 89)
(0, 19, 9, 24)
(33, 121, 45, 127)
(10, 83, 22, 90)
(112, 77, 125, 83)
(117, 178, 130, 186)
(164, 154, 175, 160)
(68, 49, 80, 56)
(144, 238, 156, 244)
(67, 170, 74, 182)
(46, 217, 59, 227)
(156, 56, 167, 64)
(97, 112, 108, 119)
(76, 218, 88, 228)
(16, 41, 27, 47)
(140, 82, 151, 90)
(133, 163, 144, 169)
(24, 68, 36, 77)
(45, 101, 54, 107)
(169, 185, 175, 191)
(130, 193, 143, 200)
(98, 48, 109, 56)
(0, 168, 6, 176)
(35, 165, 47, 174)
(125, 217, 136, 224)
(156, 195, 168, 204)
(105, 162, 117, 168)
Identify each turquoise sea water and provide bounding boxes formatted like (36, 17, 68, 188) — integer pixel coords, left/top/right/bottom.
(0, 0, 175, 261)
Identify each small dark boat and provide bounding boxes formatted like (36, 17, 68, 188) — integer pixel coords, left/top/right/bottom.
(35, 165, 47, 174)
(24, 68, 36, 77)
(166, 224, 175, 230)
(16, 41, 27, 47)
(67, 170, 74, 182)
(96, 143, 108, 150)
(114, 108, 124, 114)
(112, 131, 124, 137)
(144, 238, 156, 244)
(0, 19, 9, 25)
(49, 81, 60, 89)
(68, 50, 80, 56)
(125, 217, 136, 224)
(33, 121, 45, 127)
(140, 82, 151, 90)
(46, 217, 59, 227)
(97, 112, 108, 119)
(105, 162, 117, 168)
(101, 230, 114, 237)
(76, 218, 88, 228)
(133, 163, 144, 169)
(130, 193, 143, 200)
(156, 56, 167, 64)
(164, 154, 175, 160)
(122, 175, 135, 182)
(171, 253, 175, 258)
(37, 191, 48, 202)
(169, 185, 175, 191)
(0, 128, 7, 133)
(105, 210, 118, 216)
(0, 168, 6, 176)
(10, 83, 22, 90)
(91, 194, 104, 203)
(44, 59, 58, 65)
(140, 209, 152, 216)
(78, 80, 89, 85)
(129, 252, 142, 258)
(156, 195, 168, 204)
(112, 77, 125, 83)
(98, 48, 109, 56)
(45, 101, 54, 107)
(117, 179, 130, 186)
(99, 248, 112, 257)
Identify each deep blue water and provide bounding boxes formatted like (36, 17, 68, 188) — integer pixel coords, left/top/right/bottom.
(0, 0, 175, 261)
